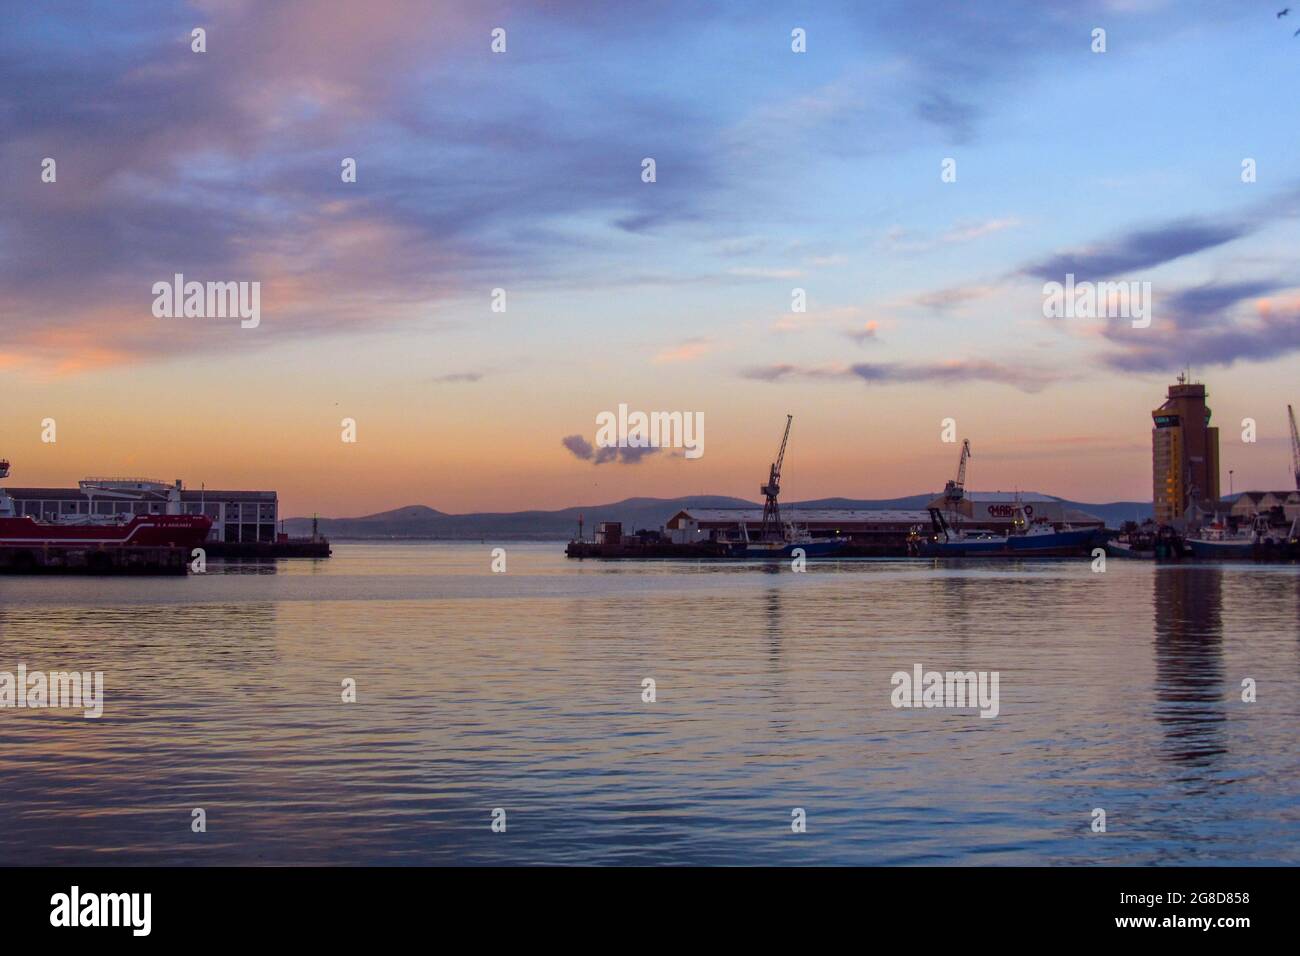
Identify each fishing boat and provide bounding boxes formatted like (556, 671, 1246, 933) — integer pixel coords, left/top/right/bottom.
(910, 503, 1103, 557)
(724, 521, 847, 559)
(1185, 515, 1291, 560)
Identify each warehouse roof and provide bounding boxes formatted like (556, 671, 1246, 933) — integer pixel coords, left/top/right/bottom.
(668, 508, 931, 526)
(1232, 490, 1300, 504)
(5, 486, 275, 500)
(955, 491, 1058, 502)
(1, 487, 89, 498)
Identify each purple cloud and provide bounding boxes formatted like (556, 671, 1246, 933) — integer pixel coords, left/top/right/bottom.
(562, 434, 661, 466)
(0, 0, 730, 366)
(562, 435, 595, 460)
(1099, 284, 1300, 372)
(612, 445, 660, 465)
(1021, 220, 1246, 283)
(742, 359, 1058, 393)
(1157, 281, 1282, 331)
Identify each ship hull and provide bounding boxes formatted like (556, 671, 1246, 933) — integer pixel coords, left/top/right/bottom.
(918, 537, 1007, 556)
(0, 514, 212, 549)
(917, 527, 1102, 557)
(1104, 540, 1146, 559)
(1007, 528, 1102, 554)
(731, 540, 846, 559)
(1185, 536, 1291, 560)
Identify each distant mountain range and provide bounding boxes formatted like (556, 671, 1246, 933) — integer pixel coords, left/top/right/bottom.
(285, 494, 1154, 540)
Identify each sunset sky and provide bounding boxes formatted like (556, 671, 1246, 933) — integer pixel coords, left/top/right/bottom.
(3, 0, 1299, 517)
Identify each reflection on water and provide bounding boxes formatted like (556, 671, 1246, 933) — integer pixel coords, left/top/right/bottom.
(763, 586, 783, 651)
(0, 543, 1297, 865)
(207, 561, 283, 576)
(1153, 568, 1226, 770)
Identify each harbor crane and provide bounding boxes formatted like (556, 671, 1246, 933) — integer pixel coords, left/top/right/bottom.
(943, 439, 972, 504)
(1289, 405, 1300, 491)
(758, 415, 793, 542)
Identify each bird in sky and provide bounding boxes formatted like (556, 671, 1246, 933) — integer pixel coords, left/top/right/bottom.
(1280, 8, 1291, 17)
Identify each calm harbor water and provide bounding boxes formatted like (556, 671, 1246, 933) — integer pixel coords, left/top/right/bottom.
(1, 542, 1297, 865)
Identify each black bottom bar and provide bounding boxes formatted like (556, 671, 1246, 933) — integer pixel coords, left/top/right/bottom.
(0, 866, 1282, 942)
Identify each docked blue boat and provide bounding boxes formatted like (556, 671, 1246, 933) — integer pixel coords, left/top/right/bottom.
(1184, 515, 1295, 560)
(729, 536, 847, 559)
(910, 507, 1104, 557)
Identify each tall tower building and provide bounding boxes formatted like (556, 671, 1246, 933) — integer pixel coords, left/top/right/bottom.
(1152, 375, 1220, 525)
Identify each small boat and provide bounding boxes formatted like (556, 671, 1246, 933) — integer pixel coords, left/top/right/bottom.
(1104, 538, 1144, 559)
(1105, 522, 1184, 560)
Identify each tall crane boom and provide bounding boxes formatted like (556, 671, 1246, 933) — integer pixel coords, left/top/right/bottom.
(943, 439, 971, 503)
(1289, 405, 1300, 491)
(759, 415, 793, 541)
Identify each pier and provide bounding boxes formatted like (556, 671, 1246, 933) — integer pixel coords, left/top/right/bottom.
(565, 539, 735, 559)
(205, 537, 331, 559)
(0, 544, 191, 575)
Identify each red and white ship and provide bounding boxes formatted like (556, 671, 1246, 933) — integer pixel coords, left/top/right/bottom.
(0, 459, 212, 548)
